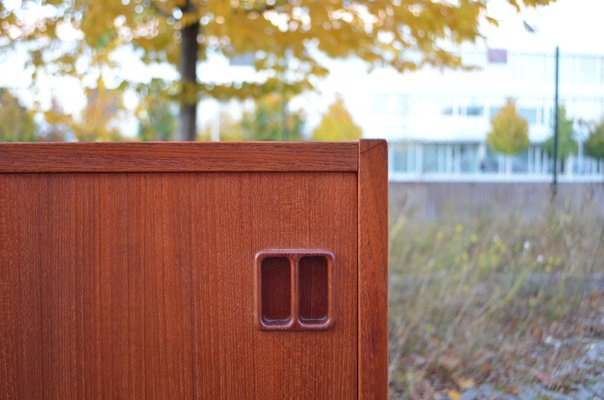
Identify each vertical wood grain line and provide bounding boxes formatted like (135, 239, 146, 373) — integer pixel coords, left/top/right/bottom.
(0, 176, 15, 399)
(358, 139, 389, 400)
(291, 254, 299, 327)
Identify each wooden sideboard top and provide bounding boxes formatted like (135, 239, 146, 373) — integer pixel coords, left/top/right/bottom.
(0, 141, 371, 173)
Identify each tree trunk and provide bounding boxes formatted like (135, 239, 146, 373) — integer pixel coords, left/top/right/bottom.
(178, 11, 199, 141)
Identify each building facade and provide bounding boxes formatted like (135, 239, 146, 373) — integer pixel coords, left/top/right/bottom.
(300, 49, 604, 182)
(388, 140, 604, 182)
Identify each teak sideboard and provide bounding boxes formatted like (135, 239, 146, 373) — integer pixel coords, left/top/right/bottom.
(0, 140, 387, 399)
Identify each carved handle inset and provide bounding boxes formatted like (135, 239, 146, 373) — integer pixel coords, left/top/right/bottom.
(255, 250, 334, 331)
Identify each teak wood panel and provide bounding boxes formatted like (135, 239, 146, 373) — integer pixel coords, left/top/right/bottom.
(0, 142, 358, 173)
(358, 140, 389, 400)
(0, 172, 358, 399)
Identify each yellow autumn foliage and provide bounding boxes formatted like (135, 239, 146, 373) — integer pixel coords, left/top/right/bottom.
(4, 0, 554, 98)
(312, 96, 362, 142)
(3, 0, 554, 138)
(72, 78, 125, 142)
(487, 99, 529, 155)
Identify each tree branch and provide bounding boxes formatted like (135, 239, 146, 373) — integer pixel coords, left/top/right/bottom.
(146, 0, 172, 18)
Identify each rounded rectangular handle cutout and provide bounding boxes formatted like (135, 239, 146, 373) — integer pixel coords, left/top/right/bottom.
(255, 250, 334, 331)
(298, 256, 328, 323)
(260, 257, 292, 327)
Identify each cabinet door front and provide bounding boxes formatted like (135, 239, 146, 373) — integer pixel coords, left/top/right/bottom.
(0, 171, 358, 399)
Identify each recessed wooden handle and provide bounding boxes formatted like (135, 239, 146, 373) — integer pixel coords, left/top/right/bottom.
(298, 256, 329, 323)
(255, 250, 334, 331)
(260, 257, 292, 327)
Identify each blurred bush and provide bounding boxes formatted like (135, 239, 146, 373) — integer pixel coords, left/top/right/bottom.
(0, 88, 38, 142)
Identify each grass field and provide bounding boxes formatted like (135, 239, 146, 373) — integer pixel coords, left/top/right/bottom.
(388, 198, 604, 399)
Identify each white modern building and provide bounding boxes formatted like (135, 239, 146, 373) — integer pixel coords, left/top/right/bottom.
(282, 6, 604, 182)
(206, 46, 604, 181)
(375, 50, 604, 182)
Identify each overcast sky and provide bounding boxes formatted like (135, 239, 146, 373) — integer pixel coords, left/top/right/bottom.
(484, 0, 604, 53)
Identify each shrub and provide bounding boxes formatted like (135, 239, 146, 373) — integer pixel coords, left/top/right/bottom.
(544, 106, 577, 159)
(584, 120, 604, 160)
(487, 99, 529, 155)
(312, 96, 362, 141)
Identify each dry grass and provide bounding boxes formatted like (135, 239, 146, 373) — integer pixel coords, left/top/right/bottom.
(388, 201, 604, 399)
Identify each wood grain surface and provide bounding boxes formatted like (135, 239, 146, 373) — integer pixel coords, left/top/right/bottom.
(0, 171, 358, 399)
(0, 142, 358, 173)
(358, 140, 389, 400)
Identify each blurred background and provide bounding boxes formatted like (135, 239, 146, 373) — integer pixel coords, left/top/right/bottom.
(1, 0, 603, 398)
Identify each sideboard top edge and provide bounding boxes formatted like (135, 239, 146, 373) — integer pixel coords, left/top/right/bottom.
(0, 142, 359, 173)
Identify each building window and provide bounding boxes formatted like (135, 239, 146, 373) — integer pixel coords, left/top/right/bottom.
(519, 107, 537, 124)
(489, 106, 501, 120)
(392, 143, 409, 172)
(459, 144, 479, 172)
(466, 105, 484, 117)
(422, 144, 439, 173)
(442, 106, 454, 116)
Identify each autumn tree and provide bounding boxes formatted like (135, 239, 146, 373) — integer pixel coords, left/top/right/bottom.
(198, 111, 246, 142)
(487, 99, 529, 155)
(73, 79, 124, 142)
(584, 119, 604, 160)
(0, 89, 38, 142)
(2, 0, 553, 140)
(240, 94, 305, 141)
(138, 102, 175, 141)
(40, 96, 71, 142)
(544, 106, 577, 160)
(137, 80, 176, 141)
(312, 96, 362, 141)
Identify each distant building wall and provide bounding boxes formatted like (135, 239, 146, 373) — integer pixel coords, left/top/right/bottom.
(389, 141, 604, 180)
(389, 182, 604, 220)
